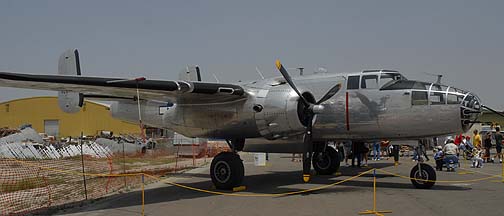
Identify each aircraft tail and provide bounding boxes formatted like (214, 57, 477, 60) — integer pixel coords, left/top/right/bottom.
(57, 49, 84, 113)
(178, 65, 202, 82)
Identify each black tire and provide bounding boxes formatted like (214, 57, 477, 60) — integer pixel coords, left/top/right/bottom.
(312, 147, 340, 175)
(210, 152, 244, 190)
(410, 163, 436, 189)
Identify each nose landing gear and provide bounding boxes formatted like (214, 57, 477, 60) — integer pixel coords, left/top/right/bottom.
(410, 163, 436, 189)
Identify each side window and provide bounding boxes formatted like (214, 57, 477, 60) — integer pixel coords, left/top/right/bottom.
(430, 92, 446, 105)
(361, 75, 379, 89)
(447, 94, 463, 104)
(412, 91, 428, 105)
(447, 88, 462, 104)
(347, 76, 360, 90)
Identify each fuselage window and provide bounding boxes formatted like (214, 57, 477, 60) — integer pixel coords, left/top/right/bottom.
(447, 93, 463, 104)
(412, 91, 428, 105)
(347, 76, 360, 90)
(447, 88, 462, 104)
(361, 75, 379, 89)
(430, 92, 446, 105)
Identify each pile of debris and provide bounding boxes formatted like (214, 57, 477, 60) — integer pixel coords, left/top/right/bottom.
(0, 127, 20, 138)
(0, 127, 44, 144)
(0, 126, 112, 159)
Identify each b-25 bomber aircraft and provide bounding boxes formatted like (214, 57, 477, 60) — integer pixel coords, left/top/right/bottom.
(0, 49, 501, 190)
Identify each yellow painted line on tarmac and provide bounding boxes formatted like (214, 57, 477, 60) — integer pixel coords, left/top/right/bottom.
(458, 171, 474, 175)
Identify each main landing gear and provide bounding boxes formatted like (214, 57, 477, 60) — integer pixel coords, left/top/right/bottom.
(210, 152, 244, 190)
(210, 139, 245, 190)
(312, 147, 341, 175)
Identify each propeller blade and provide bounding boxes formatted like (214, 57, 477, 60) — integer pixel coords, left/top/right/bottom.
(275, 60, 310, 107)
(482, 105, 504, 118)
(316, 83, 342, 105)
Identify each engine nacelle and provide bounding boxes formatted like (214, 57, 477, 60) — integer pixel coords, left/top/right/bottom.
(254, 86, 307, 140)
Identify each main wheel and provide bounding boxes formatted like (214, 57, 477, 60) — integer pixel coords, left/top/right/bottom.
(210, 152, 244, 190)
(410, 163, 436, 189)
(312, 147, 340, 175)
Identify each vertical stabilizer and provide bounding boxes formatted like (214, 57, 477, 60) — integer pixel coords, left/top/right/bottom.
(57, 49, 84, 113)
(179, 65, 202, 81)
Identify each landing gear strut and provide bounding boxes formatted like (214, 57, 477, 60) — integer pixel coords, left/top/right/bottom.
(210, 152, 244, 190)
(312, 147, 341, 175)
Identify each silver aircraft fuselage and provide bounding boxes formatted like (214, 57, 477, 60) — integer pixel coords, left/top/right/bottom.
(110, 70, 482, 153)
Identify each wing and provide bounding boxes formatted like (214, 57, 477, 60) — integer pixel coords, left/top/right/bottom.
(0, 71, 246, 104)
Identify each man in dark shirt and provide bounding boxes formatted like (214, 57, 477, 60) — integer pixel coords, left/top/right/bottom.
(484, 132, 493, 163)
(494, 127, 503, 163)
(351, 141, 364, 167)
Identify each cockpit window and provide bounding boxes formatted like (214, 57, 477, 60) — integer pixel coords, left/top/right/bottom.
(347, 76, 360, 90)
(380, 80, 430, 90)
(361, 75, 379, 89)
(380, 73, 405, 88)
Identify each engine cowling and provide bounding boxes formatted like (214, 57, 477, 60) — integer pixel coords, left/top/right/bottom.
(254, 86, 308, 140)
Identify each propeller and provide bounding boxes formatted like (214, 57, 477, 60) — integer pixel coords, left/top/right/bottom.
(275, 60, 342, 183)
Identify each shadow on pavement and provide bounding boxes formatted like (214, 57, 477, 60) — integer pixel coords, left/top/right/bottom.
(54, 161, 470, 214)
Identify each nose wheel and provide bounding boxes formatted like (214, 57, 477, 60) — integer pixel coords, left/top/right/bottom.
(410, 163, 436, 189)
(210, 152, 244, 190)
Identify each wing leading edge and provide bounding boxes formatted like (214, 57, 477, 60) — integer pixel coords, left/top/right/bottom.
(0, 71, 246, 104)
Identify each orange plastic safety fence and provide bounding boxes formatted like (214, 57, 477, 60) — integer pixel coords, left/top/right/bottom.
(0, 149, 211, 216)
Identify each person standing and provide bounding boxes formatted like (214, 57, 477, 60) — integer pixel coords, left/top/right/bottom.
(372, 141, 381, 161)
(392, 143, 400, 166)
(494, 127, 503, 163)
(483, 132, 493, 163)
(351, 141, 363, 167)
(473, 129, 482, 149)
(362, 143, 370, 166)
(419, 139, 430, 161)
(380, 140, 390, 160)
(343, 141, 352, 166)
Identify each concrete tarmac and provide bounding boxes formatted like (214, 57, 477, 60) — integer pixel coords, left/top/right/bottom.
(57, 152, 504, 216)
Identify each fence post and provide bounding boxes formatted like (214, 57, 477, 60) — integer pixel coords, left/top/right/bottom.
(141, 174, 145, 216)
(502, 159, 504, 183)
(80, 131, 88, 200)
(122, 141, 127, 188)
(358, 169, 392, 215)
(192, 139, 196, 166)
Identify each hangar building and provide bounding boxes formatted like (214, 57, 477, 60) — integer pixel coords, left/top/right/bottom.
(0, 96, 142, 138)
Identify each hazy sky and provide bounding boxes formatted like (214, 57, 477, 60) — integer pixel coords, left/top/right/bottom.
(1, 0, 503, 109)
